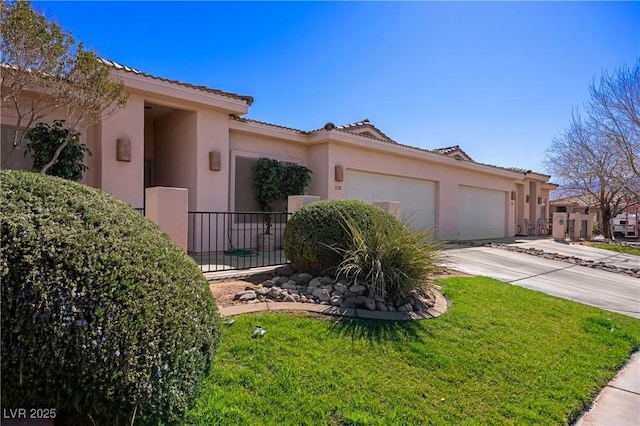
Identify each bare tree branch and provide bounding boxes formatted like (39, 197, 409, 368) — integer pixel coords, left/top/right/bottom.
(1, 1, 129, 175)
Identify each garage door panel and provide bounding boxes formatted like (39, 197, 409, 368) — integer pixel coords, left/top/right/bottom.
(458, 186, 506, 240)
(346, 170, 436, 231)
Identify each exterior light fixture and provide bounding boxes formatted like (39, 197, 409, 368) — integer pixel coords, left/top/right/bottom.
(116, 138, 131, 162)
(209, 151, 221, 171)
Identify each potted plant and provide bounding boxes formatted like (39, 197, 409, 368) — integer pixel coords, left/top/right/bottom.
(253, 157, 312, 251)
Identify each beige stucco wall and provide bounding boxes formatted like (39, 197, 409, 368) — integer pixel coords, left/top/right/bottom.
(326, 142, 518, 240)
(194, 109, 231, 211)
(153, 108, 198, 210)
(96, 95, 145, 208)
(0, 95, 97, 179)
(3, 69, 558, 246)
(308, 143, 330, 200)
(228, 130, 309, 211)
(146, 186, 188, 251)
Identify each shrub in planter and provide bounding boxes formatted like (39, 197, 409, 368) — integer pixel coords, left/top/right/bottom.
(1, 170, 219, 424)
(282, 199, 404, 275)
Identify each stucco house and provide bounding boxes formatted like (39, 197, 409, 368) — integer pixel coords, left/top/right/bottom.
(1, 59, 556, 246)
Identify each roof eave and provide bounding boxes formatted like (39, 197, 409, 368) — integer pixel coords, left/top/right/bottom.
(115, 70, 250, 115)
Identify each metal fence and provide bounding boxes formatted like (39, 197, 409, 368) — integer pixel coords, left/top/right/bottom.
(188, 211, 292, 272)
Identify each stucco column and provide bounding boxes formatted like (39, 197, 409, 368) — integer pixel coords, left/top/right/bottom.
(373, 201, 401, 219)
(145, 187, 188, 252)
(437, 180, 458, 240)
(288, 195, 320, 216)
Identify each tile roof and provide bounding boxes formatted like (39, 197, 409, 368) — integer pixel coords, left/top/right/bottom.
(334, 119, 395, 142)
(229, 115, 546, 176)
(230, 115, 310, 134)
(433, 145, 474, 161)
(230, 115, 540, 177)
(101, 58, 254, 105)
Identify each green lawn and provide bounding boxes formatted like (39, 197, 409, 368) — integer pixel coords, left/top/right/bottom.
(184, 277, 640, 425)
(591, 242, 640, 256)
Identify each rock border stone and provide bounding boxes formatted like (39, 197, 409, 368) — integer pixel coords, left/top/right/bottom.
(219, 289, 448, 321)
(218, 266, 448, 321)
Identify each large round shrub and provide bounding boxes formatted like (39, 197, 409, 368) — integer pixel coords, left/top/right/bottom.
(283, 199, 403, 275)
(1, 170, 219, 424)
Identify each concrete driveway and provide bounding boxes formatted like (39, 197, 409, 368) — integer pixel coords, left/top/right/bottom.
(444, 240, 640, 318)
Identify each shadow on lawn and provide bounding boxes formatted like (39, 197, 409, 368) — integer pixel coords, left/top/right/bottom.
(328, 317, 431, 343)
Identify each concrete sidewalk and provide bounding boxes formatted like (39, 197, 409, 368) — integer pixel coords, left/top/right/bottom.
(574, 352, 640, 426)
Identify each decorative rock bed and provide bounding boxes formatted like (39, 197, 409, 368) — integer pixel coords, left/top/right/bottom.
(232, 265, 439, 314)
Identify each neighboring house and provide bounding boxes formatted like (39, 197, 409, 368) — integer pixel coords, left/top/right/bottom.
(550, 193, 637, 233)
(550, 195, 600, 218)
(1, 59, 557, 244)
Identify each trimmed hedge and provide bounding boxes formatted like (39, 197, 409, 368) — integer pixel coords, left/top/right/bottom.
(282, 199, 403, 275)
(1, 170, 219, 424)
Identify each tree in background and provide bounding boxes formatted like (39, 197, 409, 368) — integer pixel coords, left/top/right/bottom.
(587, 60, 640, 202)
(546, 113, 627, 238)
(1, 0, 128, 174)
(546, 61, 639, 238)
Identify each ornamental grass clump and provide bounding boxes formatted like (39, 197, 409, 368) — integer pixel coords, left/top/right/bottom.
(283, 200, 403, 275)
(333, 212, 442, 300)
(0, 170, 219, 425)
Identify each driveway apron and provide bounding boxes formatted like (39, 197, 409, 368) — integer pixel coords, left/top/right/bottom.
(444, 246, 640, 318)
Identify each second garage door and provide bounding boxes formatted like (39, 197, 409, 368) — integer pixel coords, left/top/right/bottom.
(458, 186, 506, 240)
(345, 170, 436, 231)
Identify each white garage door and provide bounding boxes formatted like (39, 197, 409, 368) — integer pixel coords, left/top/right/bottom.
(458, 186, 506, 240)
(345, 170, 436, 231)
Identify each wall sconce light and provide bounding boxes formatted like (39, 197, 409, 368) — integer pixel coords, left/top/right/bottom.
(335, 164, 344, 182)
(526, 195, 530, 203)
(510, 191, 516, 201)
(116, 138, 131, 162)
(209, 151, 221, 171)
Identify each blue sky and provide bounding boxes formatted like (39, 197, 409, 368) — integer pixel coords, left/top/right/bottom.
(32, 1, 640, 176)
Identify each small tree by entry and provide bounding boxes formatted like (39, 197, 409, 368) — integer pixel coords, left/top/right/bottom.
(253, 157, 312, 234)
(25, 120, 90, 181)
(1, 0, 129, 175)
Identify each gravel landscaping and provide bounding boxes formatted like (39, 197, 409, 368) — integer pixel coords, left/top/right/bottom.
(229, 264, 439, 313)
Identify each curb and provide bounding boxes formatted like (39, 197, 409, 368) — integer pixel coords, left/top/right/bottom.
(218, 289, 448, 321)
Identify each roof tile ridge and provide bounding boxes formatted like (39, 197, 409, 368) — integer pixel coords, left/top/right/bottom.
(100, 57, 253, 105)
(230, 115, 309, 134)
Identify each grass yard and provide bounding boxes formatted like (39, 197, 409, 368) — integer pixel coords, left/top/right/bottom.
(591, 242, 640, 256)
(184, 277, 640, 425)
